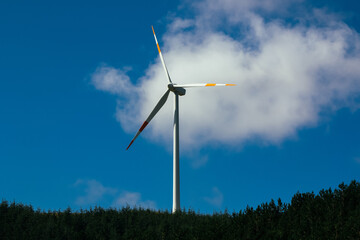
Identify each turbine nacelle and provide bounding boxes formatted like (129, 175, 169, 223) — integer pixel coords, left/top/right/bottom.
(168, 83, 186, 96)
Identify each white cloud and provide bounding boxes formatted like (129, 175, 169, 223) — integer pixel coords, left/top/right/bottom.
(92, 66, 136, 96)
(191, 154, 209, 168)
(92, 0, 360, 151)
(204, 187, 224, 207)
(192, 0, 303, 23)
(73, 179, 117, 206)
(113, 191, 156, 209)
(73, 179, 156, 209)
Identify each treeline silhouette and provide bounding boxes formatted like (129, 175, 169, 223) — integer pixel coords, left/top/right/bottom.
(1, 180, 360, 239)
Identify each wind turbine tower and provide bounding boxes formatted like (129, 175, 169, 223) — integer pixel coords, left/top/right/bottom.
(126, 26, 235, 213)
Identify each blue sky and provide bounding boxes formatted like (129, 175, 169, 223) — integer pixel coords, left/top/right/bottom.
(1, 0, 360, 213)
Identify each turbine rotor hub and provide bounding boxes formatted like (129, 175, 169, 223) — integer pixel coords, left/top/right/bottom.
(168, 83, 186, 96)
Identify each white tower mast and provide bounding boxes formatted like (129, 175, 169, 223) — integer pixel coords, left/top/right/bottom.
(173, 93, 180, 212)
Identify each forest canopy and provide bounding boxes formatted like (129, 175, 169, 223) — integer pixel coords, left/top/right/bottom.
(1, 180, 360, 239)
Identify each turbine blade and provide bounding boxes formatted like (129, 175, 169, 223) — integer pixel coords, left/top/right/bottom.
(152, 26, 172, 84)
(174, 83, 236, 88)
(126, 89, 171, 150)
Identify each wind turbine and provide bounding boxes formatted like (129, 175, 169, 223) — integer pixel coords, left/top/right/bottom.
(126, 26, 235, 213)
